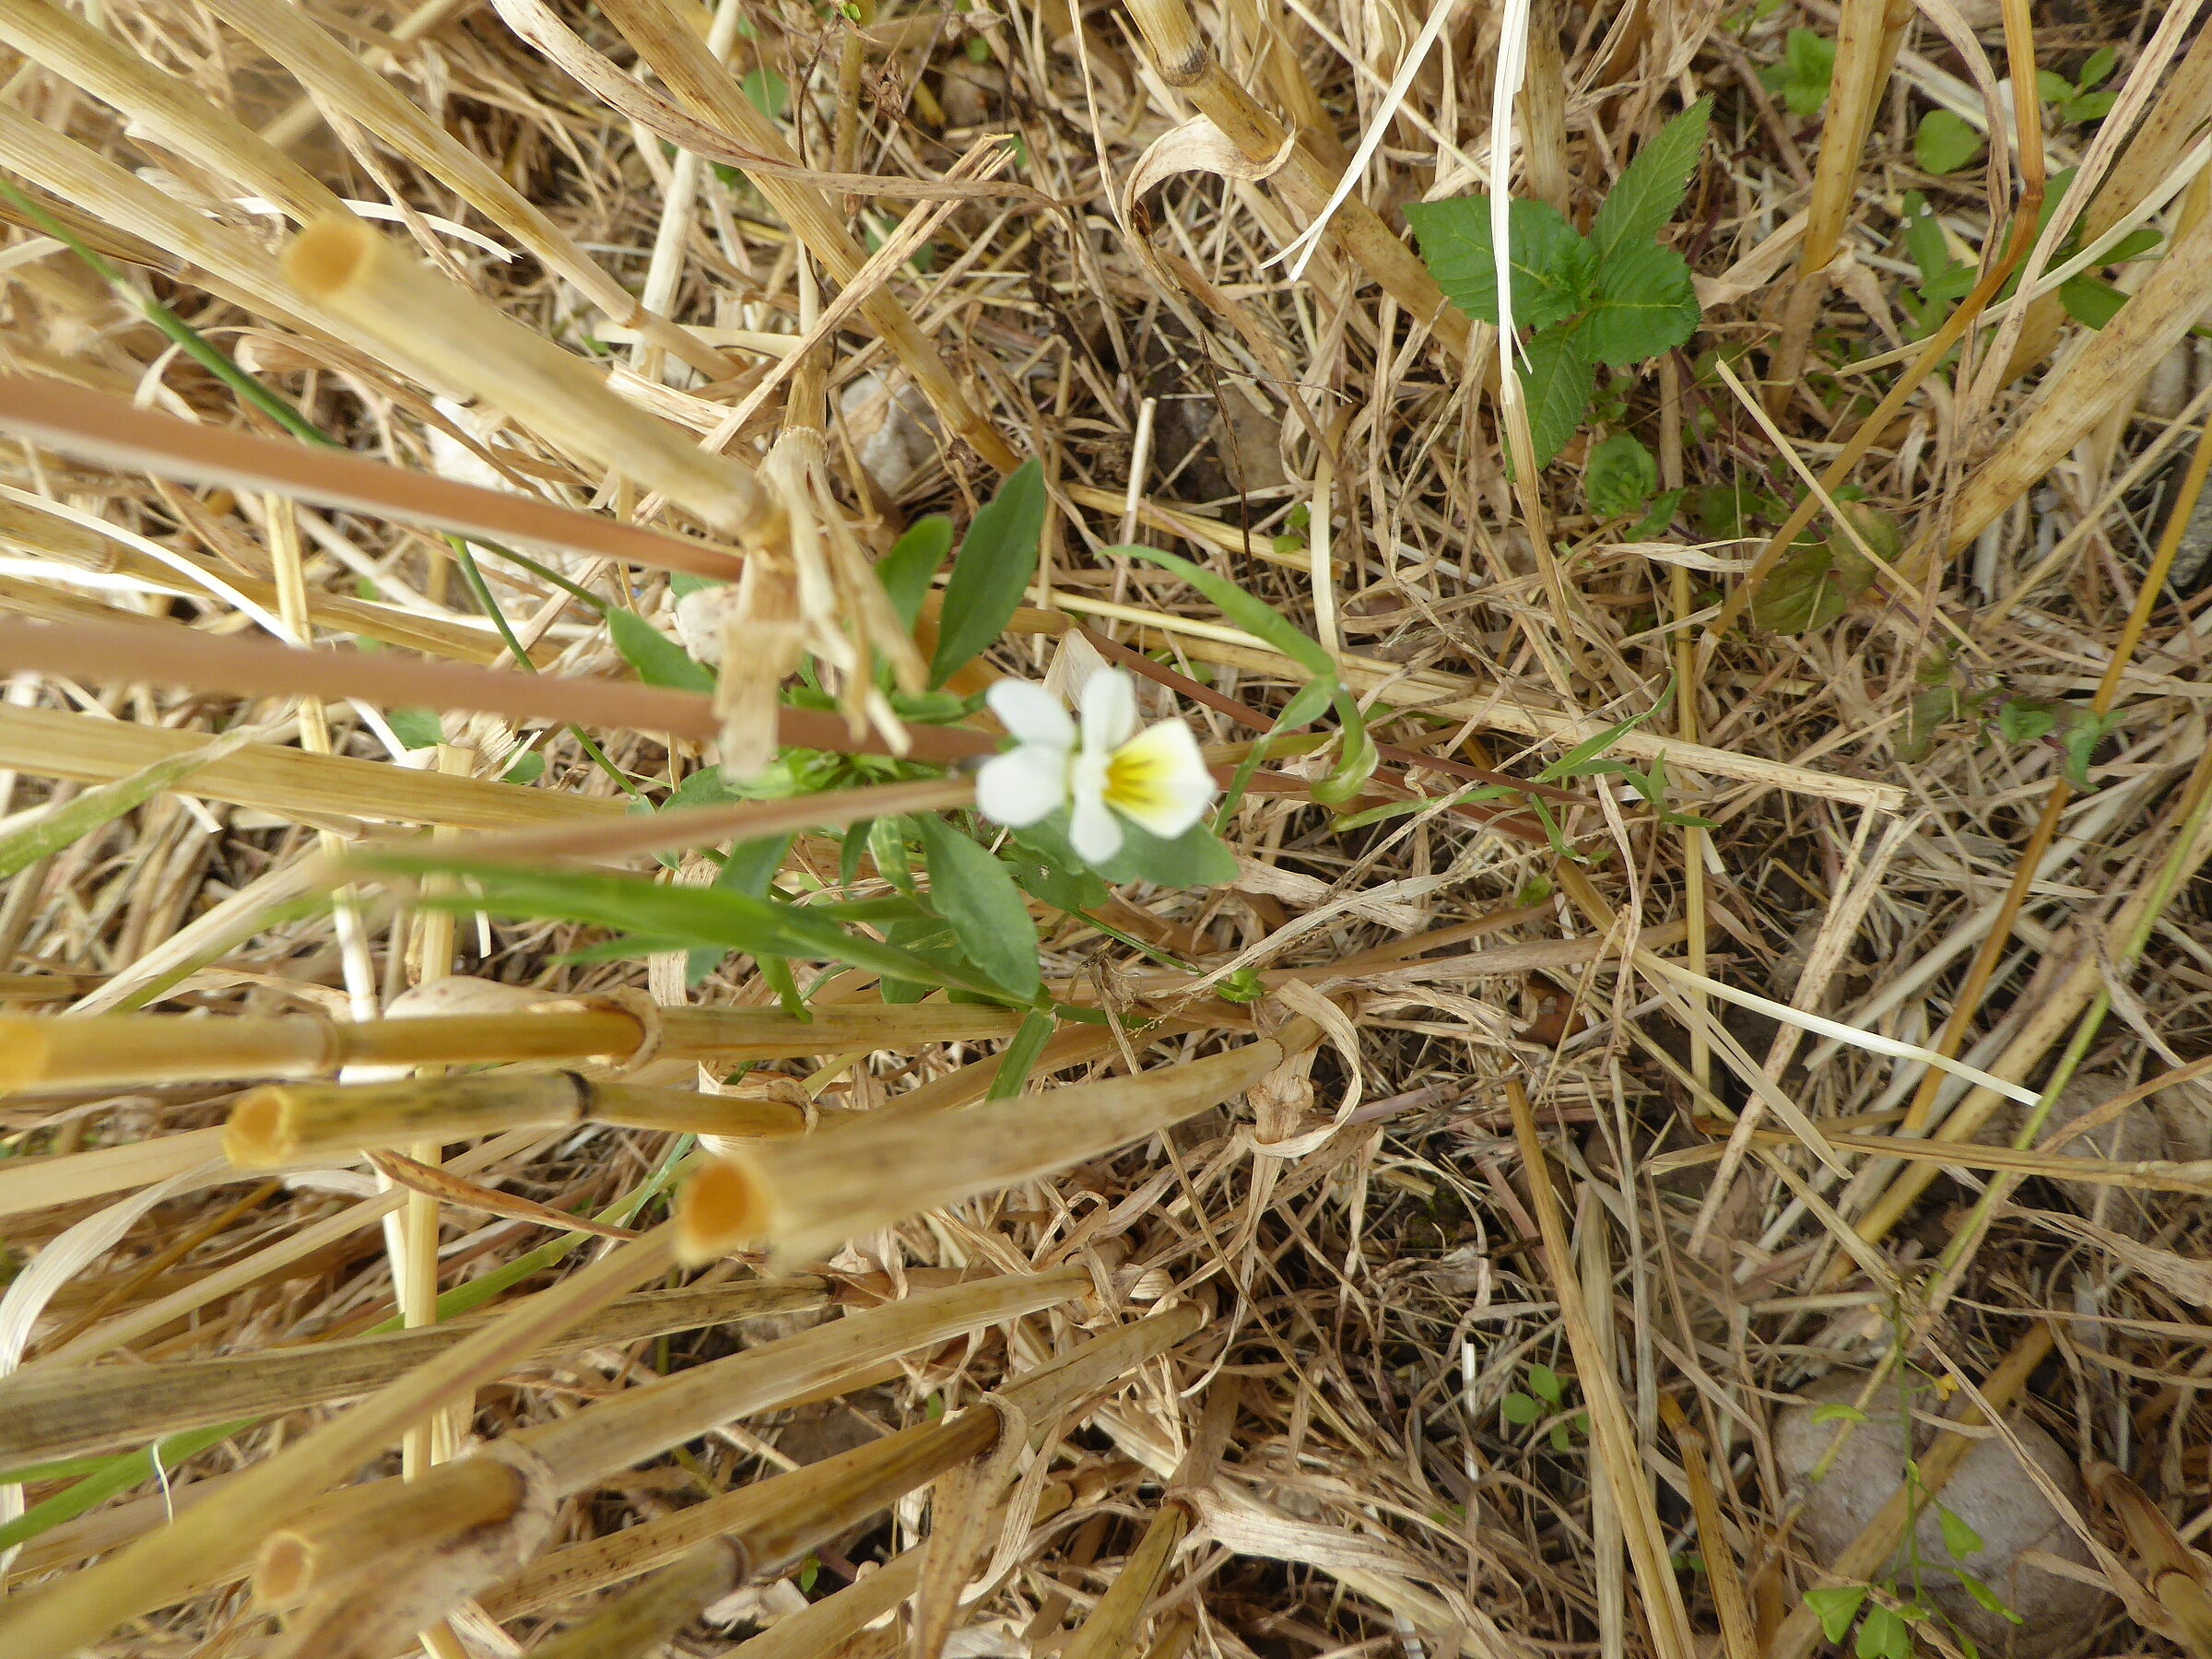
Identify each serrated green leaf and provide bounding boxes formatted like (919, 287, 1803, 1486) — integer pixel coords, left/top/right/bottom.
(878, 514, 953, 632)
(914, 815, 1041, 1000)
(1855, 1604, 1911, 1659)
(1590, 99, 1712, 264)
(1751, 540, 1871, 634)
(1403, 195, 1595, 331)
(1994, 698, 2056, 744)
(1583, 240, 1701, 367)
(607, 606, 715, 692)
(1520, 324, 1598, 466)
(1501, 1391, 1540, 1425)
(1914, 109, 1983, 175)
(1584, 431, 1657, 518)
(388, 708, 444, 750)
(1776, 29, 1836, 115)
(1937, 1503, 1984, 1560)
(930, 459, 1045, 686)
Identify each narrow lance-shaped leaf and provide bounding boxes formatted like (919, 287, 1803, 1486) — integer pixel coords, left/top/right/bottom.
(914, 815, 1042, 1000)
(930, 459, 1046, 686)
(606, 606, 715, 693)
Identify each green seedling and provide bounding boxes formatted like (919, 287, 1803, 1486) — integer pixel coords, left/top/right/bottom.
(2038, 48, 2117, 127)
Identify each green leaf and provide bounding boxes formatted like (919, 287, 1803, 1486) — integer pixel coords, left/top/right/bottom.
(389, 707, 444, 750)
(1810, 1402, 1869, 1426)
(1535, 694, 1665, 782)
(1751, 540, 1873, 633)
(742, 66, 789, 120)
(1914, 109, 1983, 175)
(2056, 706, 2112, 789)
(1520, 324, 1599, 467)
(670, 571, 724, 597)
(2036, 68, 2075, 104)
(1806, 1587, 1867, 1645)
(1003, 830, 1112, 913)
(914, 815, 1042, 1000)
(1330, 781, 1511, 830)
(1312, 686, 1381, 805)
(1994, 698, 2056, 744)
(607, 607, 715, 692)
(1631, 487, 1686, 537)
(1527, 1363, 1564, 1406)
(1584, 431, 1657, 519)
(1583, 240, 1701, 367)
(1403, 195, 1596, 332)
(1773, 29, 1837, 116)
(1500, 1391, 1540, 1426)
(1095, 819, 1241, 888)
(1955, 1572, 2024, 1624)
(878, 514, 953, 633)
(2105, 228, 2163, 263)
(985, 1008, 1055, 1099)
(2069, 89, 2116, 122)
(1936, 1504, 1984, 1560)
(929, 458, 1046, 686)
(502, 750, 547, 784)
(1590, 99, 1712, 265)
(2077, 46, 2116, 88)
(1855, 1605, 1911, 1659)
(2061, 276, 2128, 329)
(1549, 1420, 1573, 1453)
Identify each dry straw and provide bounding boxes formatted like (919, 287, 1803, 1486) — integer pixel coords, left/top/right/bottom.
(678, 1020, 1318, 1262)
(0, 1001, 1025, 1092)
(225, 1072, 806, 1167)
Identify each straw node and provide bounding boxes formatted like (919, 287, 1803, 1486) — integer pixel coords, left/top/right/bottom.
(594, 985, 669, 1075)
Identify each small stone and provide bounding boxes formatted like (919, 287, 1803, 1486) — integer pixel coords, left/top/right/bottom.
(1774, 1373, 2106, 1658)
(838, 369, 939, 499)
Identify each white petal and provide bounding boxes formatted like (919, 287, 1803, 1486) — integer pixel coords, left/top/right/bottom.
(985, 678, 1075, 748)
(975, 747, 1067, 828)
(1104, 720, 1218, 838)
(1078, 667, 1138, 752)
(1068, 788, 1124, 865)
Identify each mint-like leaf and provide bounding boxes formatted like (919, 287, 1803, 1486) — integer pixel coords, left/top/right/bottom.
(1769, 29, 1835, 116)
(1583, 240, 1700, 367)
(1520, 325, 1598, 466)
(1403, 195, 1595, 331)
(1590, 100, 1711, 264)
(1584, 431, 1657, 519)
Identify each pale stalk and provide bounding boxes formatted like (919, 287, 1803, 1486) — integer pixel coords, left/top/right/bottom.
(679, 1023, 1318, 1261)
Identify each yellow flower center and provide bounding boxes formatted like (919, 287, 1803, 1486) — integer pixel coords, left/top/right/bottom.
(1102, 742, 1175, 817)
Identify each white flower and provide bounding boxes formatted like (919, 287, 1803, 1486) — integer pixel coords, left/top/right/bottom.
(975, 669, 1217, 865)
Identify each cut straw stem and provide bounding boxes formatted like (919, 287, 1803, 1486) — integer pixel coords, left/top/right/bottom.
(0, 1002, 1025, 1094)
(0, 377, 740, 579)
(263, 1267, 1090, 1617)
(0, 701, 616, 835)
(284, 217, 774, 546)
(679, 1024, 1317, 1262)
(0, 617, 994, 763)
(225, 1072, 805, 1168)
(0, 1226, 680, 1659)
(0, 1278, 829, 1468)
(254, 1456, 524, 1610)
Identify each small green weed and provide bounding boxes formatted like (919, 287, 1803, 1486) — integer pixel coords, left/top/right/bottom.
(1500, 1362, 1591, 1453)
(2038, 48, 2118, 127)
(1406, 99, 1711, 465)
(1761, 29, 1835, 117)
